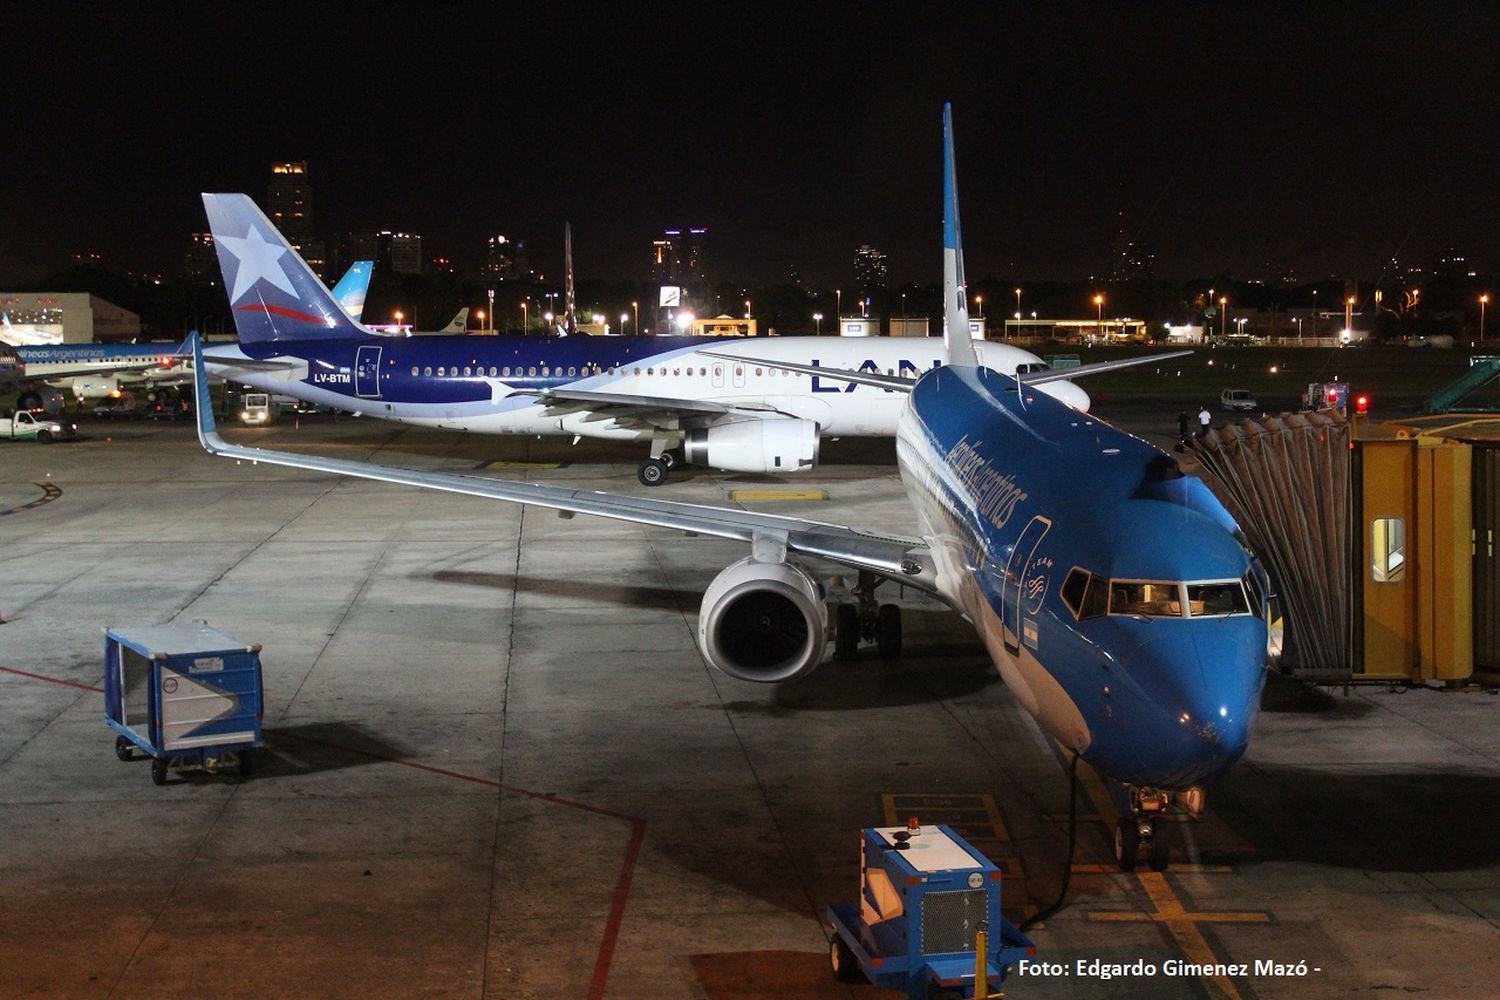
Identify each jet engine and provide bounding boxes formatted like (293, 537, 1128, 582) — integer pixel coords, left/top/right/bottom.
(697, 556, 828, 682)
(684, 418, 819, 474)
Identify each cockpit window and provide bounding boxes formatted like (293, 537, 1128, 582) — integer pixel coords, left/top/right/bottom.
(1110, 581, 1183, 618)
(1061, 569, 1090, 616)
(1061, 567, 1109, 619)
(1187, 582, 1249, 617)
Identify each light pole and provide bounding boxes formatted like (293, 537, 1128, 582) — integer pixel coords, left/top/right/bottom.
(1311, 289, 1317, 340)
(475, 309, 485, 333)
(1236, 317, 1247, 339)
(1015, 286, 1022, 322)
(1219, 297, 1227, 339)
(836, 288, 842, 318)
(1295, 317, 1303, 341)
(1483, 294, 1490, 342)
(1345, 295, 1355, 340)
(901, 292, 906, 317)
(813, 312, 823, 335)
(1093, 294, 1104, 337)
(632, 300, 639, 337)
(975, 295, 983, 318)
(521, 301, 528, 333)
(393, 309, 404, 332)
(620, 312, 628, 337)
(744, 299, 751, 319)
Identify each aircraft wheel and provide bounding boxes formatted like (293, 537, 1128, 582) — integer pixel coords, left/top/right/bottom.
(637, 458, 669, 487)
(1148, 821, 1171, 871)
(1114, 818, 1139, 871)
(150, 757, 168, 786)
(829, 933, 865, 984)
(834, 604, 860, 658)
(875, 604, 902, 659)
(37, 429, 53, 444)
(114, 735, 133, 762)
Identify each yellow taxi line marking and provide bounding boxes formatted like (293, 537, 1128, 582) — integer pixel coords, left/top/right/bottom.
(728, 489, 828, 501)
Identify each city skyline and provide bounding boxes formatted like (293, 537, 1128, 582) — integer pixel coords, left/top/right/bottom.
(6, 6, 1500, 290)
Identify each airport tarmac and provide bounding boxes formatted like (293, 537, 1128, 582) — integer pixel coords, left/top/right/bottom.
(2, 415, 1498, 999)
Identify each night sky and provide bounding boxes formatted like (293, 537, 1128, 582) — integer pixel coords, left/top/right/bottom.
(7, 4, 1500, 288)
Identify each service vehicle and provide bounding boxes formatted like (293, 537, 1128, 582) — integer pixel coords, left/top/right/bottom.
(1, 409, 76, 442)
(93, 391, 138, 419)
(240, 392, 273, 425)
(1220, 387, 1257, 412)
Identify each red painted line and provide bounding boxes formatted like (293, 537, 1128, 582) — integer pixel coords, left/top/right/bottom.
(235, 303, 327, 323)
(1, 670, 648, 998)
(0, 665, 102, 693)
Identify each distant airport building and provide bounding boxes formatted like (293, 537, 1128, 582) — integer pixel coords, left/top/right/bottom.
(267, 161, 328, 280)
(0, 293, 141, 345)
(854, 244, 888, 296)
(889, 316, 930, 337)
(690, 315, 757, 337)
(839, 316, 878, 337)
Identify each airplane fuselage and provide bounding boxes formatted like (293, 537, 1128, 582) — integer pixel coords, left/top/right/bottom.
(204, 335, 1084, 440)
(896, 364, 1267, 789)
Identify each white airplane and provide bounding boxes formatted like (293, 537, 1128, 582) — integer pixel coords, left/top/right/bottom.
(198, 193, 1181, 485)
(190, 105, 1267, 876)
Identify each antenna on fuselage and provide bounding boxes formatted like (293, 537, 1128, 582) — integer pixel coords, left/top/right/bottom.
(942, 103, 978, 370)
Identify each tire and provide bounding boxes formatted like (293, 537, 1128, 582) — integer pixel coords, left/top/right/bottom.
(1148, 822, 1171, 871)
(36, 429, 53, 444)
(834, 604, 860, 658)
(151, 756, 168, 786)
(829, 934, 865, 984)
(637, 458, 668, 487)
(875, 604, 902, 659)
(114, 735, 133, 762)
(1114, 818, 1139, 871)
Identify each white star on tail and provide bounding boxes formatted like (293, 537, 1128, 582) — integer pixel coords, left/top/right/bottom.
(217, 226, 297, 303)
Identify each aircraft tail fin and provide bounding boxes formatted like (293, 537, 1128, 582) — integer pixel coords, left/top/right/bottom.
(942, 104, 978, 369)
(441, 307, 469, 333)
(202, 193, 365, 344)
(330, 261, 374, 321)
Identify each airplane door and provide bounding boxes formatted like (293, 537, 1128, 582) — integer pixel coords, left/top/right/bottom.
(733, 362, 746, 388)
(1002, 515, 1051, 656)
(712, 363, 725, 388)
(354, 345, 382, 398)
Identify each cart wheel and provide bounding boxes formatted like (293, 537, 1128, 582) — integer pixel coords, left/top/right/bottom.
(114, 735, 134, 762)
(829, 933, 865, 984)
(150, 757, 168, 786)
(238, 749, 253, 779)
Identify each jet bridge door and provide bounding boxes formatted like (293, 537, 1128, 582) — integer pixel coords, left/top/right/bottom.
(1476, 446, 1499, 674)
(355, 345, 382, 398)
(1002, 515, 1052, 656)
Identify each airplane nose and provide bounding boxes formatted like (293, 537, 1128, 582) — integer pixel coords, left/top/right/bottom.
(1107, 627, 1265, 787)
(1042, 379, 1091, 412)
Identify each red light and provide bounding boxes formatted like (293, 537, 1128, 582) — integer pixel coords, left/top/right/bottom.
(1356, 394, 1369, 414)
(1327, 389, 1339, 402)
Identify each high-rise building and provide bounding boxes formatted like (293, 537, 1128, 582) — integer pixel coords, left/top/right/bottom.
(267, 161, 327, 278)
(346, 230, 423, 276)
(854, 244, 888, 296)
(482, 234, 529, 280)
(184, 232, 216, 283)
(1110, 238, 1156, 282)
(651, 228, 707, 286)
(388, 232, 422, 276)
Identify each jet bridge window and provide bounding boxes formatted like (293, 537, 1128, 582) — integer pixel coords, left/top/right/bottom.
(1110, 581, 1183, 618)
(1186, 582, 1249, 617)
(1371, 517, 1406, 583)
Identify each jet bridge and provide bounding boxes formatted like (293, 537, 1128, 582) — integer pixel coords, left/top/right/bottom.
(1178, 411, 1485, 685)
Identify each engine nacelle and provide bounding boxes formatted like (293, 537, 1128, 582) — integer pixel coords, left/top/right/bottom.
(698, 556, 828, 683)
(684, 418, 819, 474)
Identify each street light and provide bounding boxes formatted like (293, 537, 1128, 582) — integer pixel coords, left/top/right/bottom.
(901, 292, 906, 316)
(1219, 297, 1227, 339)
(475, 309, 485, 332)
(1294, 316, 1303, 341)
(813, 312, 823, 334)
(1345, 295, 1355, 341)
(744, 299, 752, 319)
(1093, 293, 1104, 337)
(1015, 286, 1022, 323)
(1311, 289, 1318, 340)
(632, 300, 639, 337)
(1483, 294, 1490, 342)
(393, 309, 404, 332)
(835, 288, 842, 317)
(1235, 317, 1247, 338)
(620, 312, 628, 337)
(521, 301, 528, 332)
(975, 295, 983, 318)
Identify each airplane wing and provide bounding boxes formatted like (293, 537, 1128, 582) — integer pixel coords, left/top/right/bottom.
(510, 386, 782, 418)
(1018, 350, 1193, 385)
(188, 335, 942, 596)
(699, 349, 1193, 390)
(37, 360, 169, 381)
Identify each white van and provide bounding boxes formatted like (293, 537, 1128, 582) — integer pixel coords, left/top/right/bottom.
(240, 393, 273, 425)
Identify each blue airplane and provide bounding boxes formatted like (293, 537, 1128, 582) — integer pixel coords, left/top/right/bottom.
(196, 193, 1187, 485)
(191, 105, 1267, 871)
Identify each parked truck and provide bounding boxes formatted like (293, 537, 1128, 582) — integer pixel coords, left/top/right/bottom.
(1, 409, 77, 442)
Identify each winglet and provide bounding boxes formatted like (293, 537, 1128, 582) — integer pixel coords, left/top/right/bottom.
(189, 332, 227, 454)
(942, 103, 978, 368)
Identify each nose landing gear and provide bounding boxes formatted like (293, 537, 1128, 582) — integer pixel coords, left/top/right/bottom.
(1109, 783, 1191, 872)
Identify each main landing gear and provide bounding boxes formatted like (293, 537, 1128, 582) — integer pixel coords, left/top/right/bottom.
(1108, 782, 1202, 872)
(637, 448, 681, 487)
(833, 571, 903, 659)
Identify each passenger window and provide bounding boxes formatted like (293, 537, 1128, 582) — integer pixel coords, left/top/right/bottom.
(438, 366, 446, 376)
(528, 366, 537, 376)
(1372, 517, 1406, 582)
(489, 367, 497, 377)
(502, 366, 511, 376)
(634, 367, 641, 376)
(1186, 583, 1249, 617)
(568, 366, 577, 376)
(756, 367, 763, 376)
(647, 367, 654, 376)
(423, 366, 432, 376)
(410, 366, 419, 376)
(464, 366, 472, 376)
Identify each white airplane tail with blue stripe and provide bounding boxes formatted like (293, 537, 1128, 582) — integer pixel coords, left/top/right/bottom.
(942, 103, 978, 369)
(202, 193, 365, 344)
